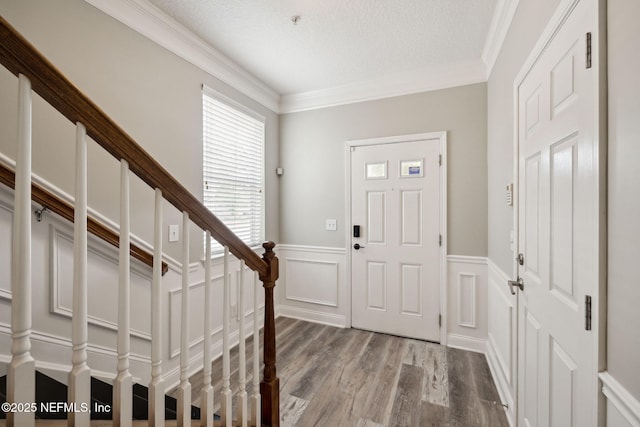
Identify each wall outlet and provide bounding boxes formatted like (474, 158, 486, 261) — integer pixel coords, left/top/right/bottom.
(326, 219, 337, 231)
(169, 224, 179, 242)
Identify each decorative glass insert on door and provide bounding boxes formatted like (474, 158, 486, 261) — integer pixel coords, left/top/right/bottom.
(400, 159, 424, 177)
(366, 161, 388, 179)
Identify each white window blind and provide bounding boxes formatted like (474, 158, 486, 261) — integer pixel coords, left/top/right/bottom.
(202, 88, 265, 254)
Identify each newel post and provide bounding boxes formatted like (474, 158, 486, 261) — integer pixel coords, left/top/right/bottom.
(259, 241, 279, 427)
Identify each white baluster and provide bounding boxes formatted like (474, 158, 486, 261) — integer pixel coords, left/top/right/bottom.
(251, 272, 261, 427)
(201, 231, 214, 427)
(177, 212, 191, 427)
(149, 188, 164, 426)
(68, 123, 90, 427)
(114, 160, 132, 427)
(8, 73, 35, 427)
(237, 260, 248, 427)
(221, 247, 232, 427)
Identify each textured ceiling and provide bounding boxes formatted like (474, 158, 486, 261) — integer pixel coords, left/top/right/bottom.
(145, 0, 497, 96)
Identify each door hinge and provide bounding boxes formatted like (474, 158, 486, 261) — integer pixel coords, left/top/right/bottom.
(586, 32, 592, 69)
(439, 234, 442, 247)
(438, 154, 442, 166)
(439, 314, 442, 327)
(585, 295, 592, 330)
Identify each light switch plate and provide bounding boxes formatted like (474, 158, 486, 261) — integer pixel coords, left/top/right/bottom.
(169, 224, 179, 242)
(326, 219, 337, 231)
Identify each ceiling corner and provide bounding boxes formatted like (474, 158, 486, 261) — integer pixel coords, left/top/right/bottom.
(482, 0, 521, 77)
(83, 0, 281, 113)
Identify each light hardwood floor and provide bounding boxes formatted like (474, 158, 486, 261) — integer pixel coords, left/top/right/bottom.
(185, 317, 509, 427)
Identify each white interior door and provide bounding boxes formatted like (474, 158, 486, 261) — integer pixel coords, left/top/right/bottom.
(350, 137, 442, 342)
(516, 0, 601, 425)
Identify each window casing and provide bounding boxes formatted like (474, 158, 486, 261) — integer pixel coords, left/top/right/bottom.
(202, 87, 265, 255)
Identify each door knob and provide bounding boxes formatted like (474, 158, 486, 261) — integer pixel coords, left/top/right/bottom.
(353, 243, 365, 250)
(508, 277, 524, 295)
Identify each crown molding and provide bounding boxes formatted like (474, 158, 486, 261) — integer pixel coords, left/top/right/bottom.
(279, 59, 487, 114)
(83, 0, 281, 113)
(482, 0, 521, 78)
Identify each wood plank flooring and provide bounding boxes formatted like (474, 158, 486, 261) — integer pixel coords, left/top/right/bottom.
(182, 317, 509, 427)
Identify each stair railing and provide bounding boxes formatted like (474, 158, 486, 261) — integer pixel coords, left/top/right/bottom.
(0, 15, 279, 427)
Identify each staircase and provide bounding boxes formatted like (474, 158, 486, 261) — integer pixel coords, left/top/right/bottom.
(0, 15, 280, 427)
(0, 371, 202, 421)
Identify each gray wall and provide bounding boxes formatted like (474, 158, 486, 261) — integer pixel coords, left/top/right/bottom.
(0, 0, 280, 261)
(280, 84, 487, 256)
(607, 0, 640, 401)
(486, 0, 560, 274)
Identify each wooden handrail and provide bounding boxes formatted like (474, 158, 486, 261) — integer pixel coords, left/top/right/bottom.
(0, 15, 267, 276)
(0, 162, 169, 276)
(0, 15, 279, 425)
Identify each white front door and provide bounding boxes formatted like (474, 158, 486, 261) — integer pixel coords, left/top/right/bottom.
(350, 136, 443, 342)
(516, 0, 602, 425)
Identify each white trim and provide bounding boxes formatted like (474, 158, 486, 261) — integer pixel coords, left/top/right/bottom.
(486, 339, 515, 426)
(345, 131, 447, 344)
(278, 308, 347, 329)
(0, 323, 150, 365)
(600, 372, 640, 427)
(482, 0, 521, 77)
(277, 244, 346, 256)
(447, 255, 488, 265)
(83, 0, 279, 112)
(284, 257, 339, 307)
(457, 273, 477, 328)
(447, 334, 486, 354)
(281, 61, 486, 113)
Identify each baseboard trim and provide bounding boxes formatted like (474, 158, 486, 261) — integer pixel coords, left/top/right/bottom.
(446, 333, 486, 354)
(486, 337, 515, 426)
(600, 371, 640, 426)
(278, 305, 347, 328)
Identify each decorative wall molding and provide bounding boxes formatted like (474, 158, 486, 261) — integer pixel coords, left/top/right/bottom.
(446, 255, 487, 349)
(280, 60, 487, 113)
(485, 339, 515, 426)
(487, 259, 514, 384)
(0, 196, 13, 301)
(277, 244, 346, 255)
(457, 273, 477, 328)
(83, 0, 280, 112)
(486, 258, 516, 426)
(49, 223, 152, 341)
(284, 257, 339, 307)
(447, 254, 488, 265)
(276, 244, 348, 328)
(600, 371, 640, 427)
(482, 0, 521, 77)
(0, 322, 150, 367)
(169, 276, 221, 358)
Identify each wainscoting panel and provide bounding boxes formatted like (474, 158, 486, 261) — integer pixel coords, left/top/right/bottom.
(446, 256, 487, 353)
(50, 223, 152, 340)
(458, 273, 477, 328)
(0, 199, 12, 301)
(276, 245, 347, 327)
(600, 372, 640, 427)
(285, 257, 338, 306)
(486, 259, 517, 426)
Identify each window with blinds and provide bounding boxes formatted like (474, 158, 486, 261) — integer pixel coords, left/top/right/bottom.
(202, 88, 265, 254)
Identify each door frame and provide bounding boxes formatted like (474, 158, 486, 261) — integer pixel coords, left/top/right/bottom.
(511, 0, 607, 423)
(344, 131, 448, 344)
